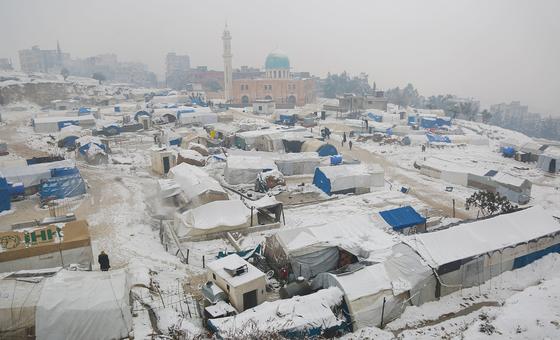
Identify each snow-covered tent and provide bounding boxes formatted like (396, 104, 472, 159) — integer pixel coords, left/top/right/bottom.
(150, 146, 177, 175)
(175, 200, 251, 238)
(0, 220, 93, 273)
(208, 287, 346, 338)
(537, 146, 560, 173)
(0, 159, 76, 191)
(32, 115, 96, 133)
(488, 172, 532, 204)
(301, 139, 338, 156)
(379, 206, 427, 234)
(312, 243, 432, 330)
(0, 267, 136, 340)
(177, 107, 217, 125)
(406, 206, 560, 299)
(313, 164, 384, 195)
(274, 152, 320, 176)
(224, 155, 278, 185)
(264, 214, 397, 279)
(177, 149, 206, 167)
(168, 163, 228, 208)
(418, 157, 471, 186)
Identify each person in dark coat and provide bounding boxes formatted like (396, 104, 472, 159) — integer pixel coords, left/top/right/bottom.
(98, 251, 110, 271)
(349, 140, 353, 150)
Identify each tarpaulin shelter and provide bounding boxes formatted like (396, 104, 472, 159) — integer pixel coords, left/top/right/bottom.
(264, 214, 397, 279)
(0, 267, 136, 340)
(312, 164, 384, 195)
(0, 176, 11, 212)
(0, 220, 93, 272)
(40, 173, 86, 201)
(134, 110, 151, 121)
(274, 152, 320, 176)
(301, 139, 338, 157)
(426, 133, 451, 144)
(32, 115, 96, 133)
(420, 116, 437, 129)
(208, 287, 346, 339)
(168, 163, 228, 208)
(379, 206, 426, 233)
(175, 200, 251, 239)
(537, 146, 560, 173)
(224, 155, 278, 185)
(501, 146, 516, 158)
(0, 160, 76, 191)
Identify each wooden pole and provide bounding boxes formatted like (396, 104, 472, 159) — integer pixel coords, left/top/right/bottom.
(202, 255, 205, 268)
(380, 296, 386, 328)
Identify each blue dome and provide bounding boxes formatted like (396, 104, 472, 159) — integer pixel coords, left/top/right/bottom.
(265, 51, 290, 69)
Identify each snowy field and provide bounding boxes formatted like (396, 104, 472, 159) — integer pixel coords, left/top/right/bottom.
(1, 100, 559, 339)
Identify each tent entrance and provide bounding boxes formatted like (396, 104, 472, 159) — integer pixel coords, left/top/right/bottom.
(550, 159, 557, 173)
(243, 289, 258, 310)
(163, 157, 170, 174)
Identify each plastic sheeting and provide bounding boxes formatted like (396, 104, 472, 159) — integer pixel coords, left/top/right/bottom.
(0, 160, 75, 188)
(178, 200, 251, 237)
(35, 269, 133, 340)
(379, 206, 426, 231)
(169, 163, 228, 208)
(313, 164, 384, 195)
(224, 155, 278, 185)
(40, 173, 86, 200)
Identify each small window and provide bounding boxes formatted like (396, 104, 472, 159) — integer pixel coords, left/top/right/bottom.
(226, 284, 230, 292)
(212, 273, 216, 280)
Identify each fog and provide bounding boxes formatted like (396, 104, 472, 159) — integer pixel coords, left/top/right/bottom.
(1, 0, 559, 114)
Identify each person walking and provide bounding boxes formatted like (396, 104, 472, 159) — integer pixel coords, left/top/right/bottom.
(98, 251, 110, 271)
(349, 140, 353, 150)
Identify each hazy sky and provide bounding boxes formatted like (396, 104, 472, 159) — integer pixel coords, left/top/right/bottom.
(1, 0, 559, 115)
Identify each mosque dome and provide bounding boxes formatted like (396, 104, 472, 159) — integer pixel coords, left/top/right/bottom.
(265, 51, 290, 69)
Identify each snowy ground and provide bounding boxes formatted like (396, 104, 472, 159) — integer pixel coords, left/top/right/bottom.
(1, 101, 560, 339)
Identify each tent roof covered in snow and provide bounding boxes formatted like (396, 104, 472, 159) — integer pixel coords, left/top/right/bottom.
(224, 155, 278, 185)
(208, 287, 344, 338)
(313, 164, 384, 195)
(379, 206, 426, 231)
(0, 267, 136, 339)
(179, 200, 251, 236)
(274, 214, 397, 260)
(0, 160, 75, 188)
(169, 163, 228, 207)
(405, 206, 560, 267)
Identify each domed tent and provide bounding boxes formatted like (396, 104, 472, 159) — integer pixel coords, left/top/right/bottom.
(301, 139, 338, 157)
(134, 110, 151, 121)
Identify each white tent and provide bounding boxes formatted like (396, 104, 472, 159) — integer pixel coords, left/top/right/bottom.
(0, 159, 76, 188)
(537, 146, 560, 173)
(265, 214, 397, 279)
(0, 268, 137, 340)
(175, 200, 251, 238)
(168, 163, 228, 208)
(274, 152, 320, 176)
(313, 164, 385, 195)
(208, 287, 344, 338)
(224, 155, 278, 185)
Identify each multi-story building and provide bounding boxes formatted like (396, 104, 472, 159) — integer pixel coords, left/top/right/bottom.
(0, 58, 13, 71)
(18, 43, 69, 73)
(165, 53, 190, 89)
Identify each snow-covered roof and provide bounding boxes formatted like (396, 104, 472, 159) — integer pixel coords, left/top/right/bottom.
(0, 160, 75, 187)
(169, 163, 226, 201)
(182, 200, 251, 231)
(406, 206, 560, 267)
(318, 164, 383, 180)
(33, 115, 95, 124)
(275, 214, 397, 261)
(332, 265, 391, 301)
(208, 287, 344, 336)
(226, 155, 277, 171)
(207, 254, 265, 288)
(491, 172, 529, 188)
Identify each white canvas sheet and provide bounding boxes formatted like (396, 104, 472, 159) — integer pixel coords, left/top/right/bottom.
(406, 206, 560, 267)
(35, 269, 133, 340)
(224, 155, 278, 185)
(319, 164, 385, 192)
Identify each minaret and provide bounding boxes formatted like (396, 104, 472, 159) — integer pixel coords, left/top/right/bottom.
(222, 24, 233, 103)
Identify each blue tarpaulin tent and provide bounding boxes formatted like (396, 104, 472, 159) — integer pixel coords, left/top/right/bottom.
(312, 167, 332, 195)
(379, 206, 426, 231)
(408, 116, 417, 126)
(51, 167, 80, 178)
(330, 155, 343, 165)
(317, 143, 338, 157)
(61, 135, 79, 149)
(436, 117, 452, 127)
(501, 146, 516, 158)
(0, 177, 11, 212)
(367, 112, 383, 122)
(57, 120, 80, 130)
(40, 173, 86, 200)
(79, 142, 107, 155)
(78, 107, 91, 114)
(426, 133, 451, 143)
(421, 117, 437, 129)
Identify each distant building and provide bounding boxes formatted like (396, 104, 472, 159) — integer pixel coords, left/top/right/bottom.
(165, 53, 190, 89)
(231, 51, 316, 107)
(0, 58, 13, 71)
(337, 91, 388, 112)
(490, 101, 529, 116)
(18, 43, 69, 73)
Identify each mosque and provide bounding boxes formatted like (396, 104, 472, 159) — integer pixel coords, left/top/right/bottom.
(222, 26, 316, 107)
